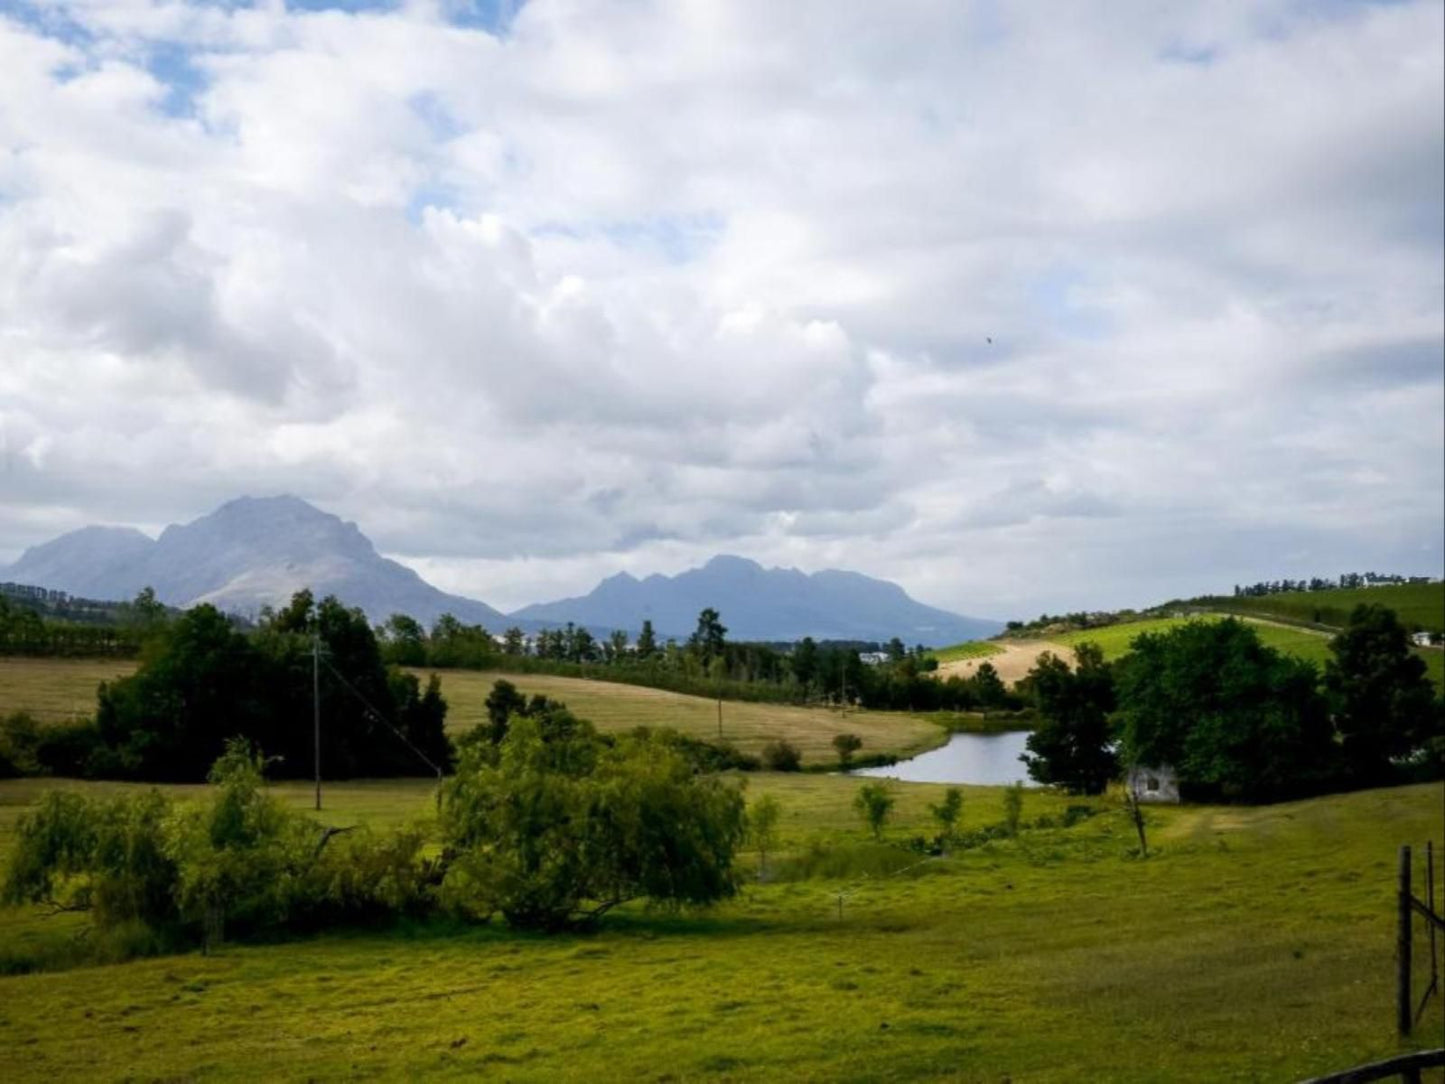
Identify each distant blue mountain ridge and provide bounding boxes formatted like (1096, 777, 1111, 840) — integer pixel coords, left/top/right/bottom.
(3, 497, 1001, 646)
(511, 554, 1001, 644)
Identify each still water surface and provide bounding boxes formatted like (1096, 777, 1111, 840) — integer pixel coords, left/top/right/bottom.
(851, 730, 1034, 786)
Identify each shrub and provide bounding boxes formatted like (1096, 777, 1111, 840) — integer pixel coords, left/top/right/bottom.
(1003, 782, 1024, 837)
(853, 782, 895, 840)
(761, 739, 802, 772)
(439, 718, 747, 930)
(832, 732, 863, 768)
(0, 712, 43, 778)
(3, 787, 179, 930)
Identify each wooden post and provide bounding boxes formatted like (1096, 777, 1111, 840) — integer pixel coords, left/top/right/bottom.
(313, 634, 322, 812)
(1399, 845, 1412, 1036)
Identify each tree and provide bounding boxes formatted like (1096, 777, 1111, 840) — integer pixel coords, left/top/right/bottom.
(748, 794, 782, 880)
(127, 587, 169, 631)
(1020, 643, 1117, 794)
(636, 620, 658, 660)
(854, 782, 894, 840)
(94, 592, 452, 781)
(481, 680, 527, 746)
(930, 787, 963, 847)
(1325, 604, 1439, 784)
(605, 629, 629, 663)
(886, 637, 906, 663)
(438, 718, 746, 930)
(970, 661, 1009, 709)
(832, 732, 863, 769)
(688, 608, 727, 663)
(95, 604, 271, 780)
(380, 613, 426, 666)
(502, 627, 526, 656)
(791, 637, 819, 689)
(1115, 619, 1337, 802)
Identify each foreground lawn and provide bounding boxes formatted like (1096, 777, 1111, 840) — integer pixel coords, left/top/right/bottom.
(0, 776, 1441, 1081)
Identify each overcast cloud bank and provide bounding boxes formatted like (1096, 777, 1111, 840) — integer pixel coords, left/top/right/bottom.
(0, 0, 1440, 618)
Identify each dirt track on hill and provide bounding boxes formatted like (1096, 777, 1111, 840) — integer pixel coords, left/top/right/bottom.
(936, 641, 1069, 686)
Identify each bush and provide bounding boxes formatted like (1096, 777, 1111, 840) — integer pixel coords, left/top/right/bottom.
(761, 739, 802, 772)
(439, 717, 747, 930)
(2, 738, 434, 954)
(629, 727, 762, 772)
(0, 712, 43, 777)
(832, 732, 863, 768)
(853, 781, 895, 840)
(31, 718, 104, 778)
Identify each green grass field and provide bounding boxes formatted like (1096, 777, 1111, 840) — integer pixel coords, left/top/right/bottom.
(927, 640, 1003, 665)
(0, 657, 137, 724)
(420, 669, 948, 765)
(0, 773, 1440, 1081)
(1212, 582, 1444, 634)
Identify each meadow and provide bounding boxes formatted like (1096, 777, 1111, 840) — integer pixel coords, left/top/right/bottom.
(1211, 582, 1445, 634)
(0, 656, 137, 724)
(0, 772, 1440, 1081)
(927, 640, 1003, 665)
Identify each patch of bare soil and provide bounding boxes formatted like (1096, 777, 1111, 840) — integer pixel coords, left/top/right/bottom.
(935, 641, 1069, 686)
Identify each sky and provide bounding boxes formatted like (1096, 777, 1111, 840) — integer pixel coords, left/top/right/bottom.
(0, 0, 1441, 621)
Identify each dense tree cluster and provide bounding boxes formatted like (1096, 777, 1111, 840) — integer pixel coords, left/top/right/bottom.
(1021, 607, 1443, 802)
(65, 591, 451, 782)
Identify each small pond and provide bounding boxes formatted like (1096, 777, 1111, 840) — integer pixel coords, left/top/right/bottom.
(850, 730, 1035, 786)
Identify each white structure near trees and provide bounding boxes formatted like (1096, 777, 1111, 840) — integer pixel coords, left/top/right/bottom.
(1127, 763, 1180, 804)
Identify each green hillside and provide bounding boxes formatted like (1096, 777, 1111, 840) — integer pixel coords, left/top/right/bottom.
(1053, 615, 1441, 687)
(1207, 582, 1443, 634)
(928, 640, 1003, 664)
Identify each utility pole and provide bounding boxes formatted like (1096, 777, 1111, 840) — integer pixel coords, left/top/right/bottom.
(313, 633, 322, 811)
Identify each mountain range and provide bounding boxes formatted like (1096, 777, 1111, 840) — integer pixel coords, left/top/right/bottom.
(512, 555, 1000, 644)
(2, 496, 1000, 644)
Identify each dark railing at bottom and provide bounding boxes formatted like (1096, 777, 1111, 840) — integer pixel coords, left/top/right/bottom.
(1298, 1048, 1445, 1084)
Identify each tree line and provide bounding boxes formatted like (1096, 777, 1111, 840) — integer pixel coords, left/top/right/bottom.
(2, 590, 449, 783)
(380, 606, 1023, 715)
(1020, 605, 1443, 802)
(1232, 572, 1433, 597)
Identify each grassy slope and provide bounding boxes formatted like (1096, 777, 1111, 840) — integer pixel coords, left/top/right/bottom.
(0, 657, 138, 724)
(1052, 616, 1443, 687)
(928, 640, 1004, 664)
(421, 669, 947, 765)
(0, 775, 1441, 1081)
(1212, 583, 1445, 633)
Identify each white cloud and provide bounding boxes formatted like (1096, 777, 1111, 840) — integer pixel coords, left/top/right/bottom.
(0, 0, 1440, 618)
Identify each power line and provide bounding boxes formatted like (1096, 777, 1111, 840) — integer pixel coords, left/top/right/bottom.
(319, 656, 445, 780)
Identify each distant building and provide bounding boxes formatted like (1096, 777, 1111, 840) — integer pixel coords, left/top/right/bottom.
(1412, 631, 1434, 647)
(858, 651, 890, 665)
(1127, 764, 1180, 804)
